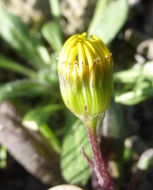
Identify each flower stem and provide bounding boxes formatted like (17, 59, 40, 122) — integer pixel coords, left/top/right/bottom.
(83, 125, 116, 190)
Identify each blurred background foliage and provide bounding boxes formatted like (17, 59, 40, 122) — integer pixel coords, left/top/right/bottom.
(0, 0, 153, 190)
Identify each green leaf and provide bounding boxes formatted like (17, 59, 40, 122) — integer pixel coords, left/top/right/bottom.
(49, 0, 61, 19)
(88, 0, 129, 44)
(22, 105, 63, 154)
(39, 124, 61, 154)
(0, 79, 51, 102)
(114, 62, 153, 83)
(42, 21, 63, 52)
(23, 104, 63, 128)
(114, 62, 153, 105)
(61, 120, 91, 185)
(0, 55, 37, 78)
(22, 104, 63, 153)
(114, 68, 140, 84)
(90, 0, 109, 19)
(0, 5, 51, 68)
(115, 80, 153, 105)
(38, 52, 59, 84)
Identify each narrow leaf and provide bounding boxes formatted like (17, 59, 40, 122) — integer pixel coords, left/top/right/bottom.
(0, 55, 37, 78)
(114, 62, 153, 105)
(0, 5, 50, 68)
(115, 85, 153, 105)
(22, 104, 63, 153)
(42, 21, 63, 52)
(114, 62, 153, 83)
(39, 124, 61, 154)
(49, 0, 61, 19)
(88, 0, 129, 44)
(23, 104, 63, 128)
(0, 80, 51, 102)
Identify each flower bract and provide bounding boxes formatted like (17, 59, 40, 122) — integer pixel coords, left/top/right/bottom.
(58, 32, 113, 124)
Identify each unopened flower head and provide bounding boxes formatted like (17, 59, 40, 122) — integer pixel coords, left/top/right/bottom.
(58, 32, 113, 121)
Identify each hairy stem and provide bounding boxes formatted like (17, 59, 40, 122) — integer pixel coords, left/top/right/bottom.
(84, 126, 116, 190)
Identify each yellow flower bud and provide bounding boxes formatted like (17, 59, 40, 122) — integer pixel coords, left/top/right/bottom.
(58, 32, 113, 124)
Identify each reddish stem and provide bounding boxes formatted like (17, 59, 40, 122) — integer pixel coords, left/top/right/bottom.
(84, 127, 116, 190)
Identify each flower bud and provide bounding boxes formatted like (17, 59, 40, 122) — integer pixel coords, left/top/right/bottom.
(58, 32, 113, 122)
